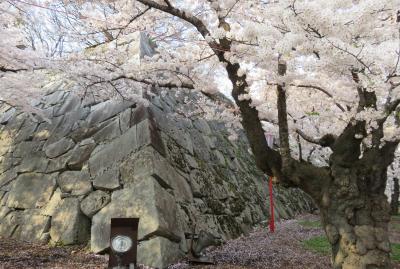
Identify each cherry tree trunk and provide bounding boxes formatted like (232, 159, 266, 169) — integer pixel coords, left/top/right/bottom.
(318, 166, 391, 269)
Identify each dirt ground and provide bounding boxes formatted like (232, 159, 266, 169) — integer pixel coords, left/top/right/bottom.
(1, 214, 399, 269)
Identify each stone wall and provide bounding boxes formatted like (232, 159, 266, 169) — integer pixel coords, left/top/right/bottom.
(0, 83, 314, 268)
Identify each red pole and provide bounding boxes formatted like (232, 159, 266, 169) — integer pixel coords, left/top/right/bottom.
(269, 176, 275, 233)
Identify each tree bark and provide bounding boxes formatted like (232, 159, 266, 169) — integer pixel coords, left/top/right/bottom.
(391, 178, 399, 215)
(316, 162, 392, 269)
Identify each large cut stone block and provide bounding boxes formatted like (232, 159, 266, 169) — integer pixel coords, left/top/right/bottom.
(92, 166, 120, 190)
(0, 206, 11, 219)
(136, 119, 166, 156)
(120, 147, 192, 202)
(86, 100, 135, 125)
(80, 190, 110, 217)
(44, 137, 75, 158)
(12, 141, 38, 158)
(138, 237, 182, 269)
(42, 90, 65, 106)
(14, 119, 38, 143)
(7, 173, 57, 209)
(93, 118, 121, 143)
(67, 138, 96, 170)
(53, 93, 82, 116)
(88, 126, 137, 176)
(58, 171, 92, 196)
(0, 169, 17, 188)
(16, 211, 51, 242)
(41, 188, 62, 216)
(91, 178, 181, 253)
(193, 118, 212, 135)
(89, 120, 164, 179)
(46, 150, 73, 173)
(0, 153, 21, 172)
(150, 105, 193, 155)
(0, 210, 50, 242)
(0, 210, 23, 237)
(17, 152, 49, 173)
(45, 111, 82, 145)
(0, 192, 9, 206)
(119, 108, 132, 133)
(0, 132, 12, 156)
(0, 107, 16, 124)
(50, 198, 90, 245)
(189, 130, 210, 161)
(131, 104, 152, 125)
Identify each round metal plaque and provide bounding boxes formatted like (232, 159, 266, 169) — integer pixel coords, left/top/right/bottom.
(111, 235, 133, 253)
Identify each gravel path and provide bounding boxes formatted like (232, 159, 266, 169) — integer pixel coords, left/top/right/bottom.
(0, 240, 106, 269)
(171, 215, 330, 269)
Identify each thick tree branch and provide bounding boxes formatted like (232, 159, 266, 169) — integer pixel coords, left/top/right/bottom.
(296, 129, 336, 148)
(276, 60, 291, 165)
(274, 60, 331, 197)
(331, 120, 366, 166)
(136, 0, 210, 37)
(291, 160, 331, 203)
(357, 86, 377, 111)
(380, 141, 400, 161)
(296, 134, 303, 161)
(227, 62, 282, 176)
(352, 70, 377, 112)
(386, 98, 400, 115)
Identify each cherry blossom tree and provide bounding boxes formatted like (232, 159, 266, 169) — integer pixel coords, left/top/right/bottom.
(121, 2, 398, 267)
(1, 0, 400, 268)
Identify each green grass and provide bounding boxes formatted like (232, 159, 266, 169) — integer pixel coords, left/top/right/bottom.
(302, 236, 331, 255)
(392, 243, 400, 262)
(303, 236, 400, 262)
(391, 222, 400, 231)
(392, 215, 400, 221)
(298, 220, 322, 228)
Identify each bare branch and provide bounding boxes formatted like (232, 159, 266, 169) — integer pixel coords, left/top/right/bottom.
(107, 81, 126, 100)
(328, 40, 376, 75)
(267, 82, 346, 112)
(86, 74, 195, 90)
(0, 66, 28, 73)
(115, 7, 151, 39)
(220, 0, 240, 20)
(0, 66, 45, 73)
(137, 2, 209, 39)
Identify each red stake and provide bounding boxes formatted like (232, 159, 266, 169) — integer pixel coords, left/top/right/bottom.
(269, 176, 275, 233)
